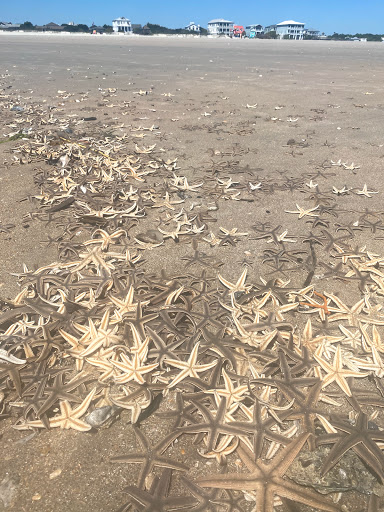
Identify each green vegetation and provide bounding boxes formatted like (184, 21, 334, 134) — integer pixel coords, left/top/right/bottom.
(61, 24, 89, 32)
(261, 30, 277, 39)
(143, 23, 206, 35)
(13, 20, 205, 35)
(330, 32, 383, 41)
(145, 23, 189, 34)
(19, 21, 35, 30)
(0, 132, 26, 144)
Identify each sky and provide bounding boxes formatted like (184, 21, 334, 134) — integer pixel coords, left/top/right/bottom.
(2, 0, 384, 34)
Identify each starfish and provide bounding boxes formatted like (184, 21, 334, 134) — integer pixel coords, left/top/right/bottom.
(172, 176, 203, 192)
(299, 291, 331, 321)
(342, 162, 360, 171)
(84, 228, 127, 251)
(146, 327, 184, 369)
(282, 380, 324, 451)
(78, 310, 121, 358)
(285, 204, 319, 219)
(158, 223, 189, 241)
(211, 489, 247, 512)
(0, 349, 26, 365)
(266, 230, 296, 244)
(332, 185, 349, 195)
(119, 468, 197, 512)
(59, 327, 90, 370)
(228, 399, 292, 459)
(14, 388, 97, 432)
(351, 346, 384, 378)
(317, 412, 384, 482)
(178, 397, 245, 452)
(180, 476, 222, 512)
(249, 182, 262, 191)
(196, 434, 340, 512)
(355, 184, 378, 198)
(71, 246, 115, 274)
(232, 315, 278, 351)
(165, 342, 217, 388)
(218, 268, 250, 296)
(219, 227, 248, 238)
(109, 286, 148, 323)
(36, 371, 92, 418)
(313, 345, 368, 397)
(152, 192, 184, 210)
(111, 427, 187, 489)
(112, 352, 158, 385)
(205, 369, 248, 408)
(327, 293, 384, 326)
(338, 325, 362, 351)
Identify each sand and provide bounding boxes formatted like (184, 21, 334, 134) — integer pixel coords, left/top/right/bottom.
(0, 34, 384, 511)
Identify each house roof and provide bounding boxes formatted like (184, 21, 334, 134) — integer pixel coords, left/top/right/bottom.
(277, 20, 305, 26)
(0, 22, 20, 27)
(113, 17, 130, 22)
(208, 19, 234, 24)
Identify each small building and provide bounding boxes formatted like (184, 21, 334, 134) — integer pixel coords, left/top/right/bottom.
(207, 19, 234, 36)
(36, 22, 64, 32)
(304, 27, 320, 38)
(245, 24, 264, 38)
(264, 24, 277, 36)
(275, 20, 305, 40)
(185, 22, 201, 32)
(112, 17, 132, 34)
(142, 25, 151, 36)
(0, 22, 21, 29)
(233, 25, 245, 37)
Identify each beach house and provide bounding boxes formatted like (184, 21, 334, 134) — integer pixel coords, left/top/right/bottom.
(245, 24, 264, 38)
(0, 21, 21, 30)
(207, 19, 234, 36)
(35, 22, 64, 32)
(304, 28, 320, 38)
(112, 17, 132, 34)
(185, 22, 201, 32)
(275, 20, 305, 40)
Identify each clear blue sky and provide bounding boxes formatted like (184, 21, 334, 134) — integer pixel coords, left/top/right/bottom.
(3, 0, 384, 34)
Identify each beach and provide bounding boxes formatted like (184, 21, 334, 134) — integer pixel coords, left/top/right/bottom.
(1, 34, 384, 510)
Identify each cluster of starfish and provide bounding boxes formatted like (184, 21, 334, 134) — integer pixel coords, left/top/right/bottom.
(1, 105, 384, 511)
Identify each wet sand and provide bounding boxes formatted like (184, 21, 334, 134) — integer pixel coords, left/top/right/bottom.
(1, 34, 384, 511)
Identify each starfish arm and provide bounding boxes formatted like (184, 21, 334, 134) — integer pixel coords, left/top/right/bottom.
(274, 478, 341, 511)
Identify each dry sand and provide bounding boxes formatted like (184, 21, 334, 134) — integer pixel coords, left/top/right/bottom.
(0, 34, 384, 511)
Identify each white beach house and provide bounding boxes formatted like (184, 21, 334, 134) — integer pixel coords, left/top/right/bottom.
(185, 22, 201, 32)
(304, 28, 320, 38)
(112, 17, 132, 34)
(207, 19, 234, 36)
(275, 20, 305, 40)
